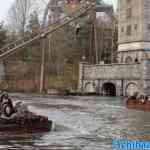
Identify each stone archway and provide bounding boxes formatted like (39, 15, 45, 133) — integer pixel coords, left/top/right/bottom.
(102, 82, 116, 96)
(125, 56, 133, 63)
(125, 82, 138, 96)
(85, 82, 95, 93)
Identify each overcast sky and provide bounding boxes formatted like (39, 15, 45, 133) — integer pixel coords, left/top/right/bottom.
(0, 0, 117, 22)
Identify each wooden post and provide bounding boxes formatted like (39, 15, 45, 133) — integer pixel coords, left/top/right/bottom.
(89, 23, 93, 63)
(40, 39, 46, 94)
(94, 14, 99, 64)
(99, 21, 103, 63)
(89, 8, 95, 64)
(111, 21, 115, 63)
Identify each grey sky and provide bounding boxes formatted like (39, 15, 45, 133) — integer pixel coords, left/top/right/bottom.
(0, 0, 117, 22)
(0, 0, 14, 22)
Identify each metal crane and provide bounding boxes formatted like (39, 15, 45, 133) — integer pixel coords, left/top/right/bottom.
(0, 1, 95, 61)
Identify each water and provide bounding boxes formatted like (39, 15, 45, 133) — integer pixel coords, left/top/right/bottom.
(1, 94, 150, 150)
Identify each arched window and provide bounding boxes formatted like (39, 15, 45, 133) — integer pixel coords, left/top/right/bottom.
(85, 82, 95, 93)
(125, 83, 138, 96)
(135, 58, 138, 63)
(125, 56, 133, 63)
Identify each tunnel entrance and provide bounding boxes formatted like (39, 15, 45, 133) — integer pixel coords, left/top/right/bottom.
(102, 83, 116, 96)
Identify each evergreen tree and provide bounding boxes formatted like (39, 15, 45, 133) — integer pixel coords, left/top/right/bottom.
(76, 17, 91, 52)
(23, 11, 40, 64)
(27, 11, 40, 37)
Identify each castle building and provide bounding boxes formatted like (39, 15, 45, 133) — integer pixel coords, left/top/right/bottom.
(118, 0, 150, 63)
(79, 0, 150, 96)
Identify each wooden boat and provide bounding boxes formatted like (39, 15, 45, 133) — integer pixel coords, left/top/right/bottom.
(0, 114, 52, 133)
(126, 97, 150, 111)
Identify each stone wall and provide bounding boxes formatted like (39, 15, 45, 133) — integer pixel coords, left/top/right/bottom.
(117, 0, 150, 63)
(78, 60, 150, 96)
(118, 0, 144, 44)
(78, 0, 150, 96)
(83, 63, 142, 80)
(143, 0, 150, 41)
(141, 59, 150, 95)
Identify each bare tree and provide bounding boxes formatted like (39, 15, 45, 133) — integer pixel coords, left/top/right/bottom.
(8, 0, 34, 36)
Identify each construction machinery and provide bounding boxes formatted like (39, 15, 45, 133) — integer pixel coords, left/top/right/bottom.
(0, 1, 95, 61)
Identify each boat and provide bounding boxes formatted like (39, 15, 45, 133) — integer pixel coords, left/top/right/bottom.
(0, 93, 52, 133)
(0, 114, 52, 133)
(126, 96, 150, 111)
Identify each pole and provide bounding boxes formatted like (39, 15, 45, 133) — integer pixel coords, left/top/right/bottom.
(94, 16, 99, 64)
(89, 23, 93, 63)
(89, 6, 95, 64)
(81, 64, 84, 94)
(121, 79, 124, 96)
(111, 21, 115, 63)
(40, 39, 46, 94)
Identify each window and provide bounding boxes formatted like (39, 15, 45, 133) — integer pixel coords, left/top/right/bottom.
(126, 25, 132, 36)
(148, 24, 150, 30)
(127, 8, 132, 18)
(125, 56, 133, 63)
(121, 27, 124, 33)
(134, 24, 137, 30)
(135, 58, 139, 63)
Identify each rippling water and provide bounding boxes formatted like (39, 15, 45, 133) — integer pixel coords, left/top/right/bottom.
(1, 94, 150, 150)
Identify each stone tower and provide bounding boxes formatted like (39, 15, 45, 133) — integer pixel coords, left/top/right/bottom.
(118, 0, 150, 63)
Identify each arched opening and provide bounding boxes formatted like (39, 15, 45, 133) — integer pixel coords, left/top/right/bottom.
(125, 83, 138, 96)
(135, 58, 139, 63)
(85, 82, 95, 93)
(125, 56, 133, 63)
(102, 83, 116, 96)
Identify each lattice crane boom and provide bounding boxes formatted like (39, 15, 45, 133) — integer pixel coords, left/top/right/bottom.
(0, 1, 95, 61)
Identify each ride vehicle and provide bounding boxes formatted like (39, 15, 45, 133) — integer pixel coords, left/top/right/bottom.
(0, 93, 52, 133)
(126, 94, 150, 111)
